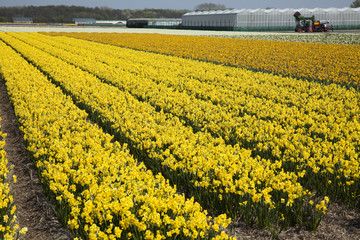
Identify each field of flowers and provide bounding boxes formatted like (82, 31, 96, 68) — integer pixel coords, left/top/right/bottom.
(0, 33, 233, 240)
(0, 31, 359, 239)
(215, 33, 360, 45)
(44, 32, 360, 88)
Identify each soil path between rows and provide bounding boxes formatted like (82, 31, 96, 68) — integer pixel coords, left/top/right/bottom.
(0, 77, 72, 240)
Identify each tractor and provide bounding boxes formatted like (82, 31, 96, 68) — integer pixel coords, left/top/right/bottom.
(293, 11, 332, 32)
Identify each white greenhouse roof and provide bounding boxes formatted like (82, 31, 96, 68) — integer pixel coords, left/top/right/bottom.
(184, 9, 243, 16)
(183, 7, 360, 16)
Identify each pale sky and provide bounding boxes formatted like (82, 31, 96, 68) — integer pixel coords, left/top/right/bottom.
(0, 0, 355, 10)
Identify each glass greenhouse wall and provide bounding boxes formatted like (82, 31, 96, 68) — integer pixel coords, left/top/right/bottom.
(181, 7, 360, 31)
(126, 18, 182, 28)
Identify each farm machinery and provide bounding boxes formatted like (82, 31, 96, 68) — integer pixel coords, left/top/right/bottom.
(293, 11, 332, 32)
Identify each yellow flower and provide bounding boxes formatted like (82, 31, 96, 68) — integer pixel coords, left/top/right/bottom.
(10, 206, 16, 215)
(19, 227, 28, 235)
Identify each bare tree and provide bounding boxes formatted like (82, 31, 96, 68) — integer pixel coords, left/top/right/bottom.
(194, 3, 227, 11)
(350, 0, 360, 8)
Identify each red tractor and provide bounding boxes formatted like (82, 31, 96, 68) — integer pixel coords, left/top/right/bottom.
(293, 11, 332, 32)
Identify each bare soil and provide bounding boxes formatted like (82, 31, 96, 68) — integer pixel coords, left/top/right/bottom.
(0, 77, 72, 240)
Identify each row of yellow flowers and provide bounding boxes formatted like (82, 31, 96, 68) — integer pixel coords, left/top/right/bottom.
(0, 36, 233, 240)
(42, 32, 360, 88)
(35, 33, 359, 120)
(0, 117, 27, 239)
(21, 32, 360, 209)
(0, 32, 325, 234)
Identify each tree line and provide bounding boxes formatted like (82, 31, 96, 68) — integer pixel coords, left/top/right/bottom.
(350, 0, 360, 8)
(0, 5, 190, 23)
(3, 2, 355, 24)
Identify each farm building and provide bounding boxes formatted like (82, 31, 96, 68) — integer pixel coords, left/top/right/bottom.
(181, 7, 360, 31)
(72, 18, 96, 25)
(95, 20, 126, 26)
(12, 17, 33, 23)
(126, 18, 182, 28)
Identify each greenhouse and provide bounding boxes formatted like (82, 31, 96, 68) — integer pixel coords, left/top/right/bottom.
(127, 18, 182, 28)
(181, 7, 360, 31)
